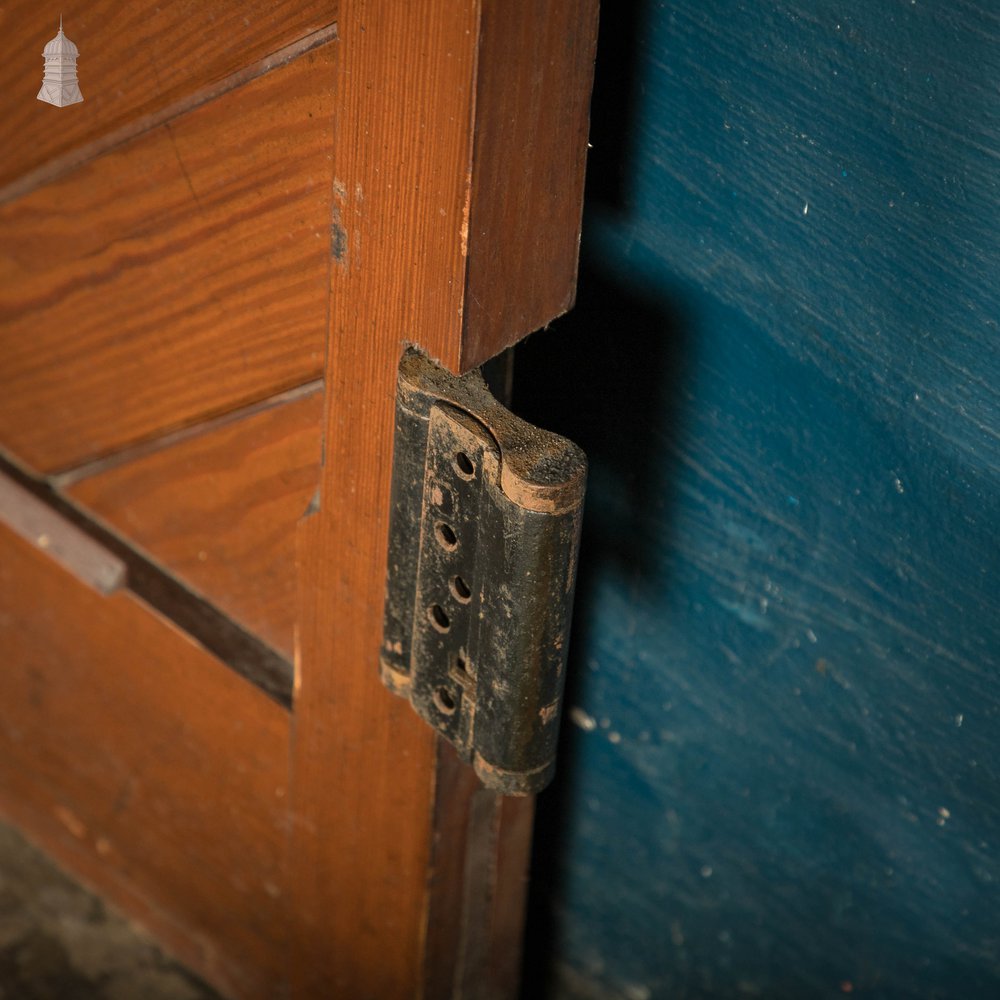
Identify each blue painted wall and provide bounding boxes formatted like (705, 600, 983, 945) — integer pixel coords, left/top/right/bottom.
(516, 2, 1000, 997)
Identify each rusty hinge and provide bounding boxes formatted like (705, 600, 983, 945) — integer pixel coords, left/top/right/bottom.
(381, 350, 586, 796)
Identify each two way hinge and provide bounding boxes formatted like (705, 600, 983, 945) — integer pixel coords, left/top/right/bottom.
(381, 350, 586, 795)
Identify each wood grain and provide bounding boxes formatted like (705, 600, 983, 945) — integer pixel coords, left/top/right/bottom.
(289, 2, 477, 990)
(0, 41, 336, 474)
(460, 0, 600, 370)
(423, 744, 536, 1000)
(486, 793, 536, 996)
(0, 520, 291, 1000)
(0, 1, 339, 193)
(289, 2, 596, 995)
(64, 386, 323, 661)
(0, 3, 595, 995)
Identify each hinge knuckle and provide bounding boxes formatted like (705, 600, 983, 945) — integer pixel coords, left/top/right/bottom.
(381, 350, 586, 795)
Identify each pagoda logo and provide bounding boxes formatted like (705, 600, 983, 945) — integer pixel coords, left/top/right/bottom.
(38, 17, 83, 107)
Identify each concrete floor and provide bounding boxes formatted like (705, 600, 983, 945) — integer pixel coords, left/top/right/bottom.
(0, 821, 222, 999)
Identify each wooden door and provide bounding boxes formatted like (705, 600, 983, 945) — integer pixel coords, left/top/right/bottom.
(0, 3, 598, 997)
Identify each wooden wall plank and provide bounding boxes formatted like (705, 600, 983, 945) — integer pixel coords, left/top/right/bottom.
(0, 523, 291, 1000)
(0, 42, 336, 474)
(0, 1, 338, 193)
(64, 387, 323, 661)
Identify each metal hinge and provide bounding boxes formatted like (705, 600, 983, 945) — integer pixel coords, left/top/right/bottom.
(381, 350, 586, 795)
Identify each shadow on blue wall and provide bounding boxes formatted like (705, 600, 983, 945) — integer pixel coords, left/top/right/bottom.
(514, 0, 1000, 997)
(517, 2, 692, 993)
(515, 252, 691, 997)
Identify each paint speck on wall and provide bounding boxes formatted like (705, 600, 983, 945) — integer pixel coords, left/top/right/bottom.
(623, 985, 652, 1000)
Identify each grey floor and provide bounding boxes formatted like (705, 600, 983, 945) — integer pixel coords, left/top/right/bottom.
(0, 821, 222, 1000)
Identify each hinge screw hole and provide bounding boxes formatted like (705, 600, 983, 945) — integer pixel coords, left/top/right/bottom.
(435, 522, 458, 550)
(434, 687, 457, 715)
(429, 604, 451, 632)
(451, 575, 472, 603)
(454, 452, 475, 478)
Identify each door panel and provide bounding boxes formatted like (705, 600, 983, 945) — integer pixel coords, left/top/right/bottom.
(0, 1, 339, 193)
(63, 384, 323, 660)
(0, 42, 335, 473)
(0, 519, 290, 1000)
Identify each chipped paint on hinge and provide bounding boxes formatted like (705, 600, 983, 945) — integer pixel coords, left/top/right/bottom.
(380, 349, 586, 795)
